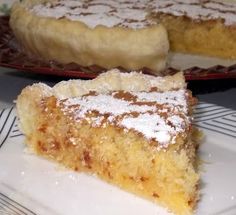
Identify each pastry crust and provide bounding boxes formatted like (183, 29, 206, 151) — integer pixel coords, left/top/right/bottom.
(10, 0, 169, 73)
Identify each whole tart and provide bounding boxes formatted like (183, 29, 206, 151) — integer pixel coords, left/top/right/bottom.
(10, 0, 236, 71)
(17, 69, 201, 215)
(9, 0, 169, 73)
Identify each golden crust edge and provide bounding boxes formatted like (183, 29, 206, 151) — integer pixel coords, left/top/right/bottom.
(10, 1, 169, 73)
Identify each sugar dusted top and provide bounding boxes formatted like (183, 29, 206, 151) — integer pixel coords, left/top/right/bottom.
(30, 0, 153, 29)
(28, 0, 236, 29)
(58, 89, 191, 149)
(151, 0, 236, 26)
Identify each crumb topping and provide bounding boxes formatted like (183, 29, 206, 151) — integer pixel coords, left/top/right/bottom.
(29, 0, 236, 29)
(57, 89, 191, 148)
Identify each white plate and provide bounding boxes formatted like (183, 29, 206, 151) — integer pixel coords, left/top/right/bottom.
(0, 103, 236, 215)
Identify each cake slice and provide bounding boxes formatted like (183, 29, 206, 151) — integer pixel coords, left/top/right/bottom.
(16, 69, 200, 215)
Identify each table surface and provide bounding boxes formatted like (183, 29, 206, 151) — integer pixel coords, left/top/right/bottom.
(0, 66, 236, 110)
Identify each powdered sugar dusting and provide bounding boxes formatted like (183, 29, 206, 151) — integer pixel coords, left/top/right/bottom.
(30, 0, 152, 29)
(29, 0, 236, 29)
(63, 94, 156, 117)
(151, 0, 236, 26)
(121, 113, 178, 145)
(133, 89, 188, 113)
(58, 89, 191, 149)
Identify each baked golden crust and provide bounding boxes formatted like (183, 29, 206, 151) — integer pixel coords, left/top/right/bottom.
(16, 70, 200, 215)
(10, 0, 169, 73)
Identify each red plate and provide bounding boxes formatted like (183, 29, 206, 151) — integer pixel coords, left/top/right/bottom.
(1, 16, 236, 80)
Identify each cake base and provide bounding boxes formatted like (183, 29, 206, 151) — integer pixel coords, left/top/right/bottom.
(151, 8, 236, 59)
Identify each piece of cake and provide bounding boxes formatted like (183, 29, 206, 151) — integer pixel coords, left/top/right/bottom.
(16, 69, 200, 215)
(9, 0, 169, 73)
(150, 0, 236, 59)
